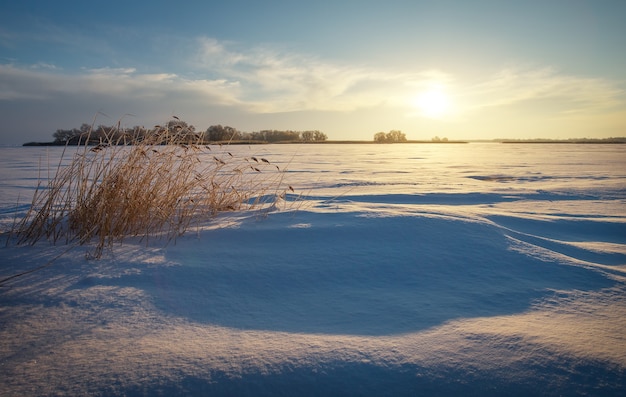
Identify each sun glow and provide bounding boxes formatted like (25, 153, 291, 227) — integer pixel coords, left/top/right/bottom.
(412, 88, 451, 119)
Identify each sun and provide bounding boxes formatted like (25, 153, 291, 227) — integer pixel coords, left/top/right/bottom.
(412, 88, 450, 119)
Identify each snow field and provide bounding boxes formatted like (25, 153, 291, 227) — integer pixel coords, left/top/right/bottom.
(1, 143, 625, 396)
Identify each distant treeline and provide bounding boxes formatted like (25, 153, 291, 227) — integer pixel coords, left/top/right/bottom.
(24, 119, 328, 146)
(23, 119, 625, 146)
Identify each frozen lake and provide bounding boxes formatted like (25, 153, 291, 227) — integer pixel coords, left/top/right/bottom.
(1, 142, 625, 396)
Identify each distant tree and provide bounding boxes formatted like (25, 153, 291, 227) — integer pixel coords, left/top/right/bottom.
(94, 124, 118, 142)
(301, 131, 314, 142)
(252, 129, 299, 142)
(302, 130, 327, 142)
(125, 126, 149, 143)
(386, 130, 407, 143)
(374, 132, 387, 142)
(374, 130, 406, 143)
(167, 119, 196, 139)
(52, 123, 94, 144)
(312, 130, 327, 141)
(239, 131, 253, 141)
(205, 125, 240, 142)
(52, 128, 78, 143)
(79, 123, 91, 134)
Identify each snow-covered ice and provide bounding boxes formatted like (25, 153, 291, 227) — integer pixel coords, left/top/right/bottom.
(1, 143, 625, 396)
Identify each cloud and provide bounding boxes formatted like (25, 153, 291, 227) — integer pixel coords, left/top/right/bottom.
(0, 63, 241, 106)
(1, 37, 624, 145)
(192, 36, 432, 113)
(8, 36, 619, 123)
(0, 64, 55, 100)
(30, 62, 60, 70)
(461, 67, 624, 115)
(191, 39, 624, 120)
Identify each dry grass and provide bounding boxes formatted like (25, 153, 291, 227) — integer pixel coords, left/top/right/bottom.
(13, 123, 294, 258)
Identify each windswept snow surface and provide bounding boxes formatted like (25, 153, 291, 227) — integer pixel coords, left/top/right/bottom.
(1, 143, 625, 396)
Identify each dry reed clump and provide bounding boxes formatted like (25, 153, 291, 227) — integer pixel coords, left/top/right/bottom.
(13, 124, 295, 258)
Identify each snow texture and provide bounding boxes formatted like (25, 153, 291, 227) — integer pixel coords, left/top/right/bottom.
(1, 143, 625, 396)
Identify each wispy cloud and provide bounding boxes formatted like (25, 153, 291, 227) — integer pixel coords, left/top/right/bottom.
(0, 63, 241, 106)
(460, 67, 624, 115)
(1, 38, 623, 135)
(0, 64, 57, 100)
(30, 62, 60, 70)
(191, 39, 625, 119)
(192, 37, 438, 113)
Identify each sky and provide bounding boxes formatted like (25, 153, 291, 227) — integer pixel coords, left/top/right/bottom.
(1, 0, 625, 144)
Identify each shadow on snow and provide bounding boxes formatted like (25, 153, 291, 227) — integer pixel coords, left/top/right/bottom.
(76, 211, 617, 336)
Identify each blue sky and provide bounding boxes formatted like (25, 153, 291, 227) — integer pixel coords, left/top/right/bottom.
(1, 0, 625, 144)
